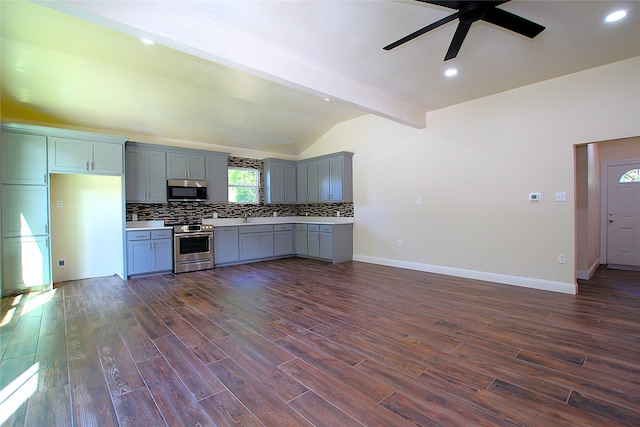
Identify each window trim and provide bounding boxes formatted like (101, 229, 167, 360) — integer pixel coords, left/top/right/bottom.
(228, 167, 260, 204)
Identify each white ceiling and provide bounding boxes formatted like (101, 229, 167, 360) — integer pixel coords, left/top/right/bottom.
(1, 0, 638, 156)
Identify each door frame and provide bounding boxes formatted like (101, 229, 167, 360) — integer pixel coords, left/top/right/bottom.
(599, 157, 640, 264)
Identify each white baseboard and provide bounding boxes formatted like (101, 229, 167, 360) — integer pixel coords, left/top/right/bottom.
(576, 259, 600, 280)
(353, 255, 577, 295)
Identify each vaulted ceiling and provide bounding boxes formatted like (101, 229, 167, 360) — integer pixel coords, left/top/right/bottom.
(1, 1, 638, 155)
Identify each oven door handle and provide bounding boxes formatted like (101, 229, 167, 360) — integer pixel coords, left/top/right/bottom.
(175, 232, 213, 238)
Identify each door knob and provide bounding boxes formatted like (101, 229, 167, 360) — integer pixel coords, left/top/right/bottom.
(608, 218, 614, 223)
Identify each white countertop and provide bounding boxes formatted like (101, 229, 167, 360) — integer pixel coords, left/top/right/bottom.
(203, 216, 354, 227)
(126, 220, 172, 231)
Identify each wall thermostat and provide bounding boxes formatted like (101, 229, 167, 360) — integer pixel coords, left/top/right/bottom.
(529, 192, 541, 202)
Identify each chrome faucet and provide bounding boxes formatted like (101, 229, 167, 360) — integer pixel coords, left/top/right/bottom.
(243, 213, 249, 223)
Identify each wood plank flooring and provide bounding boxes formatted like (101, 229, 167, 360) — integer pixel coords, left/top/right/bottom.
(1, 259, 639, 426)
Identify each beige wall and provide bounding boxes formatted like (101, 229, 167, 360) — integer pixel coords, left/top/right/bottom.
(301, 57, 640, 294)
(50, 174, 124, 282)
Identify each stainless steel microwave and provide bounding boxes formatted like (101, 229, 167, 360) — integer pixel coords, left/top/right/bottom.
(167, 179, 207, 201)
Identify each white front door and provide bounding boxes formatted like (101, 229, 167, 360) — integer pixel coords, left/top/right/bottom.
(606, 163, 640, 266)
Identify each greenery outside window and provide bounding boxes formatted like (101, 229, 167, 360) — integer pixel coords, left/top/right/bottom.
(228, 167, 259, 203)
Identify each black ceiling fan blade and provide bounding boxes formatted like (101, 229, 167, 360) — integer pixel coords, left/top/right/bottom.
(417, 1, 462, 10)
(384, 11, 459, 50)
(482, 7, 545, 38)
(444, 21, 471, 60)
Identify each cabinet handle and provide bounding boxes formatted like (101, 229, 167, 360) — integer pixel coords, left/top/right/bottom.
(86, 162, 90, 171)
(91, 161, 94, 171)
(149, 242, 153, 250)
(44, 174, 48, 184)
(45, 224, 48, 234)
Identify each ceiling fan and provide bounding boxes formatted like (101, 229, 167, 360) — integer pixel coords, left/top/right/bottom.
(384, 1, 545, 61)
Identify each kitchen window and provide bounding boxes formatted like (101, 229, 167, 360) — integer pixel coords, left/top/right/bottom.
(228, 167, 259, 203)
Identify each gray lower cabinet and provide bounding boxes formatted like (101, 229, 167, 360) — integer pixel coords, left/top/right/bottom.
(239, 225, 274, 261)
(214, 226, 239, 265)
(214, 222, 351, 267)
(296, 223, 353, 263)
(274, 224, 294, 256)
(127, 229, 173, 277)
(2, 236, 51, 294)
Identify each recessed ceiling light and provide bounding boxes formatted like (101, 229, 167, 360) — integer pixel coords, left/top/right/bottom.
(140, 37, 155, 45)
(444, 68, 458, 77)
(324, 98, 331, 102)
(605, 10, 627, 23)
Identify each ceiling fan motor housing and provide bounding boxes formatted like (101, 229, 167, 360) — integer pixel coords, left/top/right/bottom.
(459, 2, 487, 24)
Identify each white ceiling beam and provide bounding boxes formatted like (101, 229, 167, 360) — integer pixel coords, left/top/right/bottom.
(38, 0, 426, 128)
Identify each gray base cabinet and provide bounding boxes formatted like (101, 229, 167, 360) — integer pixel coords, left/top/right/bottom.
(215, 222, 352, 267)
(239, 225, 274, 261)
(214, 227, 239, 265)
(274, 224, 294, 256)
(127, 230, 173, 277)
(296, 223, 352, 263)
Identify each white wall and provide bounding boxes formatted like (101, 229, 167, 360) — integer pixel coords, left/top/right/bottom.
(50, 174, 124, 282)
(301, 57, 640, 294)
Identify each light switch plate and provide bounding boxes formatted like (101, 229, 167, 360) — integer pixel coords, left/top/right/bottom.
(555, 192, 567, 202)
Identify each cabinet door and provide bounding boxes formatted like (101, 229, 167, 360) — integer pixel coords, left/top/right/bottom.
(167, 153, 188, 179)
(152, 239, 173, 271)
(267, 161, 285, 203)
(3, 236, 51, 292)
(148, 151, 167, 202)
(307, 161, 319, 202)
(214, 227, 239, 264)
(91, 143, 123, 175)
(188, 156, 206, 180)
(274, 231, 293, 256)
(127, 239, 153, 275)
(206, 154, 228, 202)
(257, 232, 274, 258)
(318, 158, 331, 202)
(1, 132, 48, 185)
(239, 234, 259, 260)
(295, 230, 308, 255)
(125, 149, 148, 202)
(296, 163, 308, 203)
(284, 163, 297, 203)
(307, 231, 320, 258)
(2, 185, 49, 237)
(329, 156, 343, 201)
(49, 137, 90, 173)
(320, 232, 333, 260)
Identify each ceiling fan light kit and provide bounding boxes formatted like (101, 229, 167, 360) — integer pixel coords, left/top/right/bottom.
(384, 0, 546, 61)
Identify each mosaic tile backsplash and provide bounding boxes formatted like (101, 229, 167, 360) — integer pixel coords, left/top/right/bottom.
(126, 155, 354, 225)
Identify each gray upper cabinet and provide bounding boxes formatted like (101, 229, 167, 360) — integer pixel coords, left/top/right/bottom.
(297, 152, 352, 203)
(49, 137, 123, 175)
(167, 153, 206, 180)
(126, 146, 167, 203)
(1, 131, 48, 185)
(206, 153, 229, 203)
(297, 161, 319, 203)
(264, 158, 296, 204)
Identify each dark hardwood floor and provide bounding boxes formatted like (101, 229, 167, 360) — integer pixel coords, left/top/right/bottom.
(1, 259, 639, 426)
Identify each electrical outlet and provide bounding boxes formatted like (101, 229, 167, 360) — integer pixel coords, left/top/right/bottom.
(417, 197, 422, 205)
(555, 192, 567, 202)
(397, 240, 403, 248)
(56, 200, 63, 208)
(57, 259, 66, 268)
(558, 254, 566, 264)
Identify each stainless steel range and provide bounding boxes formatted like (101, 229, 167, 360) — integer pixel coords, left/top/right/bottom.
(173, 224, 214, 273)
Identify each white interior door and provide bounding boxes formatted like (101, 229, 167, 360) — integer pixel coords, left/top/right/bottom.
(606, 163, 640, 266)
